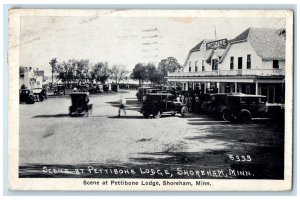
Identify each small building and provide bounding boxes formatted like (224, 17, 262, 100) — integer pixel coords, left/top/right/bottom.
(19, 67, 45, 89)
(167, 27, 285, 103)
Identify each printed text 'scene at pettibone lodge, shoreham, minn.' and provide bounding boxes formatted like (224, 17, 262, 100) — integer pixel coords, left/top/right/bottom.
(167, 27, 286, 103)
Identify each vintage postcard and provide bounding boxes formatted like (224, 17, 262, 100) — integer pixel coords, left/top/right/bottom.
(8, 9, 293, 191)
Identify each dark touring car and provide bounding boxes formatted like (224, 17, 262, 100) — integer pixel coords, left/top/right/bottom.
(69, 92, 93, 116)
(140, 93, 188, 118)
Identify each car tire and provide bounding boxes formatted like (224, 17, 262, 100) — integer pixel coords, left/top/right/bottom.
(143, 112, 150, 118)
(153, 110, 161, 119)
(180, 106, 188, 117)
(239, 112, 252, 123)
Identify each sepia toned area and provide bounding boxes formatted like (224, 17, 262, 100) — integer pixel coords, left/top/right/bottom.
(9, 9, 293, 190)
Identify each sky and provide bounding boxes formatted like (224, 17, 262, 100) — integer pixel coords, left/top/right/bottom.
(20, 16, 285, 75)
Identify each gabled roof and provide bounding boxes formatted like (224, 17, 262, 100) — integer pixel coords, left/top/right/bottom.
(247, 28, 285, 60)
(184, 39, 214, 66)
(229, 28, 250, 43)
(220, 27, 286, 62)
(189, 41, 203, 52)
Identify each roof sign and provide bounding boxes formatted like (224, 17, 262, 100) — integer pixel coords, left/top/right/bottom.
(206, 39, 228, 50)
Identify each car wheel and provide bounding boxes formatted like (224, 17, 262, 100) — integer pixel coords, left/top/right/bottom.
(143, 112, 150, 118)
(222, 109, 234, 122)
(180, 106, 188, 117)
(153, 110, 161, 119)
(239, 112, 252, 123)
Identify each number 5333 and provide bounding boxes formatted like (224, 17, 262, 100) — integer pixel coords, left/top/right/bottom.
(228, 154, 252, 162)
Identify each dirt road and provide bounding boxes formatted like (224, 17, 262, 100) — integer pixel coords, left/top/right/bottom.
(19, 90, 284, 179)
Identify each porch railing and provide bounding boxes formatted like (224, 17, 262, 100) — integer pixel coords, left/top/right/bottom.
(168, 69, 285, 77)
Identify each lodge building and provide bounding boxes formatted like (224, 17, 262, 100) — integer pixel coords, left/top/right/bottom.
(167, 27, 286, 103)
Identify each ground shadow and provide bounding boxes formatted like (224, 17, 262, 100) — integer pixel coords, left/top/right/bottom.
(108, 116, 145, 119)
(32, 114, 70, 118)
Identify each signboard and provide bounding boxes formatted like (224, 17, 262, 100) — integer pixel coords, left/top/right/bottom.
(206, 39, 228, 50)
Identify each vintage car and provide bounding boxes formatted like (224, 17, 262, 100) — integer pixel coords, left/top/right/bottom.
(136, 87, 154, 101)
(140, 93, 188, 118)
(201, 93, 228, 117)
(32, 88, 47, 101)
(69, 92, 93, 116)
(89, 84, 102, 93)
(19, 89, 39, 104)
(103, 84, 109, 92)
(222, 93, 270, 123)
(53, 85, 66, 95)
(78, 85, 89, 92)
(111, 84, 118, 92)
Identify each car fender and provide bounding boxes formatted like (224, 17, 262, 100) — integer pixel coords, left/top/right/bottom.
(239, 109, 252, 118)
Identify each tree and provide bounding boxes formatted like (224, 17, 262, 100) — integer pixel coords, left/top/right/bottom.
(131, 63, 148, 85)
(111, 64, 129, 84)
(146, 63, 161, 84)
(49, 58, 58, 85)
(56, 60, 75, 87)
(91, 62, 111, 84)
(74, 59, 90, 84)
(278, 28, 286, 39)
(157, 57, 182, 84)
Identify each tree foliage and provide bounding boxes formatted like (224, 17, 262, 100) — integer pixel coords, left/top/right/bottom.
(131, 63, 148, 85)
(91, 62, 111, 83)
(130, 57, 182, 85)
(111, 64, 129, 84)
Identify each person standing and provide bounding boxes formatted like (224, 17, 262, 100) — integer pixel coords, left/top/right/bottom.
(118, 95, 127, 117)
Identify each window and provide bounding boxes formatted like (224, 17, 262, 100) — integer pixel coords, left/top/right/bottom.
(230, 57, 234, 70)
(212, 59, 218, 71)
(189, 61, 191, 72)
(195, 61, 198, 72)
(202, 60, 205, 71)
(238, 57, 243, 69)
(247, 55, 251, 69)
(273, 60, 279, 69)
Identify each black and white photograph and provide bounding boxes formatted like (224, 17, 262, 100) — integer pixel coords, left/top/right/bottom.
(8, 9, 293, 191)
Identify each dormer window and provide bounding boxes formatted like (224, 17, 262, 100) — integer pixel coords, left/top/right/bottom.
(247, 54, 251, 69)
(273, 60, 279, 69)
(212, 59, 218, 71)
(230, 57, 234, 70)
(195, 61, 198, 72)
(189, 61, 191, 72)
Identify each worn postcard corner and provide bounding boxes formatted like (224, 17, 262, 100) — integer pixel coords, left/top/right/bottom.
(8, 9, 293, 191)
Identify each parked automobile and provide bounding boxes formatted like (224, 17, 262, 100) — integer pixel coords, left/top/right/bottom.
(222, 93, 270, 123)
(32, 88, 47, 101)
(89, 84, 102, 93)
(19, 89, 39, 104)
(136, 87, 154, 101)
(140, 93, 188, 118)
(111, 84, 118, 92)
(69, 92, 93, 116)
(78, 85, 89, 92)
(102, 84, 109, 92)
(53, 85, 66, 95)
(202, 93, 228, 118)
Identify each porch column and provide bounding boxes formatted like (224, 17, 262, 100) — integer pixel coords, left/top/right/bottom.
(217, 82, 220, 93)
(234, 82, 237, 93)
(192, 82, 195, 90)
(255, 81, 259, 95)
(174, 82, 177, 88)
(204, 82, 207, 94)
(185, 82, 188, 91)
